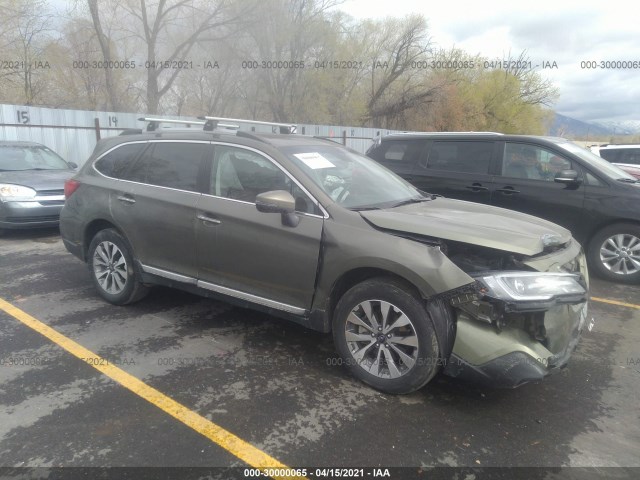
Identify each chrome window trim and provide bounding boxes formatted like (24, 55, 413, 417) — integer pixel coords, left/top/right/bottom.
(199, 193, 325, 219)
(140, 263, 306, 315)
(91, 139, 329, 218)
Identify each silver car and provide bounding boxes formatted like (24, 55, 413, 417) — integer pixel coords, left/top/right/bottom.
(0, 141, 77, 234)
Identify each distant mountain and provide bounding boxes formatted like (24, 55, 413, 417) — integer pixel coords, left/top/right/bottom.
(593, 120, 640, 135)
(549, 113, 613, 137)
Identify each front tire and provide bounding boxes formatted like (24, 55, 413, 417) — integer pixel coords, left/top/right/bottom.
(588, 223, 640, 284)
(87, 229, 149, 305)
(332, 277, 447, 394)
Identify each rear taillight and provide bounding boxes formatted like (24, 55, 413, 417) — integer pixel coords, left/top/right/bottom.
(64, 179, 80, 198)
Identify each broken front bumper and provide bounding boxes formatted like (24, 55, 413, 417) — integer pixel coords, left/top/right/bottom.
(443, 241, 590, 388)
(443, 301, 589, 387)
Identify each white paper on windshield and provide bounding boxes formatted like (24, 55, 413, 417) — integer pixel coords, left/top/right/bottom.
(293, 152, 335, 169)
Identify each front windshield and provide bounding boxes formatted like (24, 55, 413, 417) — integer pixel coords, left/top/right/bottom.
(556, 142, 637, 181)
(0, 146, 69, 171)
(281, 144, 424, 209)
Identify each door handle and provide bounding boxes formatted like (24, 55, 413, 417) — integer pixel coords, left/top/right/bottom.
(465, 183, 489, 192)
(197, 214, 221, 225)
(117, 195, 136, 204)
(495, 187, 520, 195)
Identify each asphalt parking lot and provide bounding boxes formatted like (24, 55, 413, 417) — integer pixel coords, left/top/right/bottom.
(1, 228, 639, 480)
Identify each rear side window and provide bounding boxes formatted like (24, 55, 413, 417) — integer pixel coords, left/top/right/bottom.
(123, 142, 207, 192)
(618, 148, 640, 165)
(598, 149, 620, 162)
(95, 143, 146, 178)
(368, 140, 424, 166)
(424, 141, 493, 174)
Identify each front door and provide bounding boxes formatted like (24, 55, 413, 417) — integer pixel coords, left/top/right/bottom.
(196, 144, 323, 311)
(491, 142, 586, 235)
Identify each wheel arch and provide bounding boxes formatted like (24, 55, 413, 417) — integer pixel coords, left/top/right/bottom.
(586, 219, 640, 250)
(83, 219, 130, 262)
(326, 268, 419, 328)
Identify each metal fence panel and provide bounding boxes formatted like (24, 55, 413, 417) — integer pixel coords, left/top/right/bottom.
(0, 104, 408, 165)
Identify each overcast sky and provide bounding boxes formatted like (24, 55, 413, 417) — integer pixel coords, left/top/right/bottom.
(336, 0, 639, 127)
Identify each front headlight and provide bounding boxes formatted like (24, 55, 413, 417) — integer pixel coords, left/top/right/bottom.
(0, 184, 37, 202)
(476, 272, 586, 302)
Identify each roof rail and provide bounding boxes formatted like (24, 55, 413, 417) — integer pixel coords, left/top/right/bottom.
(138, 117, 240, 132)
(389, 131, 504, 136)
(138, 117, 204, 132)
(199, 116, 297, 134)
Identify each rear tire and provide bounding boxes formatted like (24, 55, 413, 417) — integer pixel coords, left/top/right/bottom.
(588, 223, 640, 284)
(87, 229, 149, 305)
(332, 277, 449, 394)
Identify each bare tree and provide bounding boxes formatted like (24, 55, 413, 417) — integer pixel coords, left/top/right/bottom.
(243, 0, 344, 122)
(0, 0, 54, 104)
(87, 0, 121, 110)
(118, 0, 255, 113)
(360, 15, 434, 128)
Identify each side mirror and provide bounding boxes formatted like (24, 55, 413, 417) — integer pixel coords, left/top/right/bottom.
(255, 190, 299, 227)
(68, 162, 78, 169)
(554, 169, 582, 185)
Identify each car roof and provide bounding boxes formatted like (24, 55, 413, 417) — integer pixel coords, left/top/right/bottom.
(93, 130, 340, 158)
(597, 144, 640, 149)
(378, 133, 568, 143)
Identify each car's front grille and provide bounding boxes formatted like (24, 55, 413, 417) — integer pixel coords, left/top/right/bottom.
(36, 189, 64, 196)
(6, 215, 60, 223)
(35, 189, 65, 205)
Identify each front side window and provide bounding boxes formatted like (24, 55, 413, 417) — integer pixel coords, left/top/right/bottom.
(557, 142, 635, 181)
(210, 145, 319, 214)
(503, 143, 572, 182)
(123, 142, 206, 192)
(424, 141, 493, 174)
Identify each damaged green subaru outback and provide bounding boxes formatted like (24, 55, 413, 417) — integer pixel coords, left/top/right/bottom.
(60, 117, 590, 394)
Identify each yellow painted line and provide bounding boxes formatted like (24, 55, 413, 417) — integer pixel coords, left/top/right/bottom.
(0, 297, 305, 480)
(591, 297, 640, 310)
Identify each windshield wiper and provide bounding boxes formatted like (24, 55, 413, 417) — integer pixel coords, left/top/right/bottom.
(389, 196, 434, 208)
(350, 206, 382, 211)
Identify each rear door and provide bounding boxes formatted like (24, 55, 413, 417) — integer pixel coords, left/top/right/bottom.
(195, 144, 324, 312)
(111, 141, 209, 279)
(491, 142, 586, 234)
(410, 140, 497, 204)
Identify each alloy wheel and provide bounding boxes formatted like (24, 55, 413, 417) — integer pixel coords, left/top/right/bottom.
(599, 233, 640, 275)
(344, 299, 419, 379)
(93, 241, 128, 294)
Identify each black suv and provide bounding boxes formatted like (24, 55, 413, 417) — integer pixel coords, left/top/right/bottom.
(367, 133, 640, 284)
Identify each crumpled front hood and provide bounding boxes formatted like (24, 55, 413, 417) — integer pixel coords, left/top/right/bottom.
(360, 198, 572, 256)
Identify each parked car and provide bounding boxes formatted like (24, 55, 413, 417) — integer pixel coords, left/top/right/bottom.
(367, 133, 640, 284)
(60, 118, 590, 393)
(0, 141, 77, 235)
(590, 144, 640, 179)
(613, 164, 640, 180)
